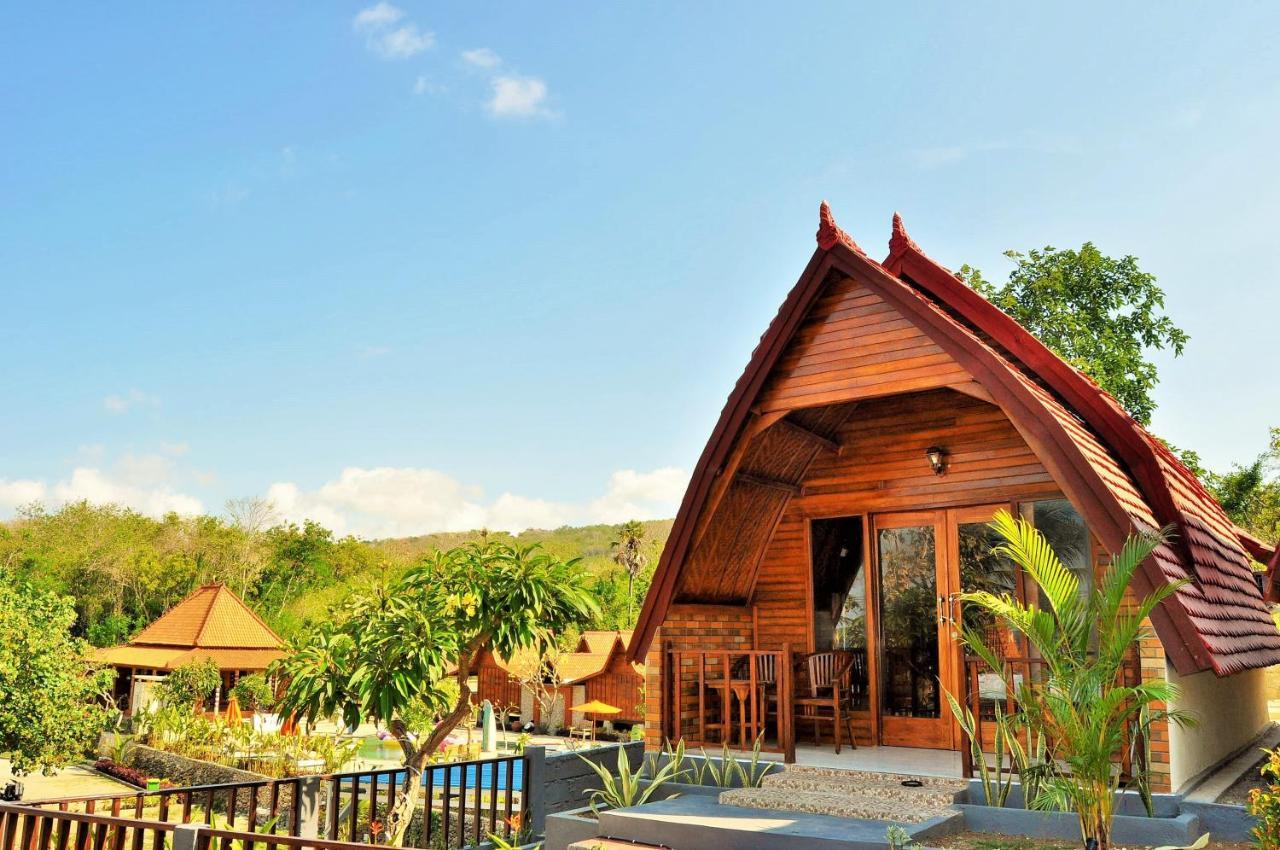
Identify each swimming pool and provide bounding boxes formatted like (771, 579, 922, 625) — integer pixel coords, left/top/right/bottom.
(367, 760, 524, 792)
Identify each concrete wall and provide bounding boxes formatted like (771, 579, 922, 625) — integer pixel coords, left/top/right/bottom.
(1168, 663, 1269, 792)
(542, 741, 644, 816)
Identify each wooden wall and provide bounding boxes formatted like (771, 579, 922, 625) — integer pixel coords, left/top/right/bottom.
(749, 389, 1060, 653)
(583, 656, 646, 723)
(755, 276, 970, 414)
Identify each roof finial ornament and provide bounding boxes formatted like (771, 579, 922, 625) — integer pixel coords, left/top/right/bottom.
(889, 211, 922, 256)
(816, 201, 864, 254)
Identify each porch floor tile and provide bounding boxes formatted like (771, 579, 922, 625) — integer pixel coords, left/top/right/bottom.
(778, 745, 964, 778)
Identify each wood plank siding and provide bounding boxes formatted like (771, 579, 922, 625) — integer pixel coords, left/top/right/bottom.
(749, 389, 1060, 654)
(755, 277, 970, 414)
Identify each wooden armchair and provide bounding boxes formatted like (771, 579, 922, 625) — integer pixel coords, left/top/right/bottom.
(793, 651, 857, 753)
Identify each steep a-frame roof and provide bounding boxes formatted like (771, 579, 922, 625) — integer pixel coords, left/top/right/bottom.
(97, 583, 285, 671)
(629, 204, 1280, 676)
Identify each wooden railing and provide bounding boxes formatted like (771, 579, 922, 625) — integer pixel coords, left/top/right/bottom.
(20, 753, 528, 850)
(663, 645, 795, 761)
(959, 653, 1144, 781)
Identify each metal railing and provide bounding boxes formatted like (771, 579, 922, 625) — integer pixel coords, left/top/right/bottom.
(19, 751, 532, 850)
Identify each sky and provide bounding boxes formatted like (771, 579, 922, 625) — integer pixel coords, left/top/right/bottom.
(2, 3, 1278, 539)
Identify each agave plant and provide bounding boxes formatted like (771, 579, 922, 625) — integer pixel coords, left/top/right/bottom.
(956, 510, 1196, 850)
(580, 744, 681, 813)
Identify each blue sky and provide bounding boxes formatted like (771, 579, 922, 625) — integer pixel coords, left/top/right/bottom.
(2, 3, 1278, 537)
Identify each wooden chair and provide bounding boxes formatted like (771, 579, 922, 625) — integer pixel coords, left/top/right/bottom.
(792, 651, 857, 753)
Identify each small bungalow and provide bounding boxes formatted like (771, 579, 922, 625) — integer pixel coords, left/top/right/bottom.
(474, 630, 645, 731)
(628, 204, 1280, 793)
(97, 582, 285, 714)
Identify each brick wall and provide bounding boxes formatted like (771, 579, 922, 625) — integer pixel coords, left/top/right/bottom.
(643, 604, 753, 749)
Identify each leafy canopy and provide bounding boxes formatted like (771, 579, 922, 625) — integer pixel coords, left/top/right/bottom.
(276, 539, 599, 733)
(0, 582, 114, 774)
(1205, 427, 1280, 546)
(962, 244, 1188, 425)
(159, 658, 222, 709)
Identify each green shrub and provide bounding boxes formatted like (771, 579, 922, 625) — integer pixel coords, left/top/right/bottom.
(230, 673, 276, 712)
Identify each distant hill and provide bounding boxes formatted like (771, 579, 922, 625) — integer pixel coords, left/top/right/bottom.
(370, 519, 674, 573)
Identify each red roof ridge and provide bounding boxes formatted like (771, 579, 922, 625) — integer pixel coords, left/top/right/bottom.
(816, 201, 865, 255)
(888, 212, 922, 258)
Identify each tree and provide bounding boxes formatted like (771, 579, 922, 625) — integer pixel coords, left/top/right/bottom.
(506, 645, 565, 732)
(953, 511, 1193, 850)
(275, 540, 598, 845)
(1205, 427, 1280, 546)
(961, 244, 1188, 425)
(611, 520, 650, 626)
(159, 658, 222, 710)
(225, 497, 279, 598)
(0, 582, 114, 774)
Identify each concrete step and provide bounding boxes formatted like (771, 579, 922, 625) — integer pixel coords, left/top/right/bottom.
(761, 770, 964, 809)
(719, 787, 954, 824)
(596, 794, 962, 850)
(568, 840, 665, 850)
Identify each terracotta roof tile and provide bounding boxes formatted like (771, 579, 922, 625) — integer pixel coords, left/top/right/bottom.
(102, 583, 284, 672)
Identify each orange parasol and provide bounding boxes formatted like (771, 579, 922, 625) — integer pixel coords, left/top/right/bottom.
(225, 695, 242, 726)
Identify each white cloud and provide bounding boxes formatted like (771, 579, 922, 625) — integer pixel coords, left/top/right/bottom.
(353, 2, 403, 29)
(0, 447, 206, 519)
(487, 75, 550, 118)
(51, 467, 203, 516)
(358, 344, 392, 358)
(0, 479, 46, 510)
(265, 465, 687, 539)
(412, 76, 444, 96)
(103, 388, 159, 415)
(587, 467, 687, 523)
(353, 3, 433, 59)
(461, 48, 502, 69)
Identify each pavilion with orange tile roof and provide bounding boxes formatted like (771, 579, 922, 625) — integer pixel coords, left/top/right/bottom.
(97, 582, 285, 713)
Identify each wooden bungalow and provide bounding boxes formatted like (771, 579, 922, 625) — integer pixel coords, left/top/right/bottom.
(628, 204, 1280, 793)
(97, 582, 285, 715)
(474, 630, 645, 730)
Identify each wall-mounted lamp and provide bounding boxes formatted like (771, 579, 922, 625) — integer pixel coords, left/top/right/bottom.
(925, 446, 947, 476)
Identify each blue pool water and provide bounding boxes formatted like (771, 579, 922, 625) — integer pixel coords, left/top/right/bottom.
(371, 760, 523, 792)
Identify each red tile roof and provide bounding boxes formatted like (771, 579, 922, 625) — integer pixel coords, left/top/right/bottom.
(97, 583, 284, 672)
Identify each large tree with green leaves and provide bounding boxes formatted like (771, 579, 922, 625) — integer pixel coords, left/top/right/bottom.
(1206, 427, 1280, 546)
(0, 582, 114, 775)
(962, 244, 1188, 425)
(274, 539, 598, 845)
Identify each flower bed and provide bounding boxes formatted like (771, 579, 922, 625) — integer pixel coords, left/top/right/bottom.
(93, 758, 175, 790)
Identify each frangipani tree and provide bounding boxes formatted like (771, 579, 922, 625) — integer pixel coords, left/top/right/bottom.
(274, 540, 598, 846)
(956, 510, 1195, 850)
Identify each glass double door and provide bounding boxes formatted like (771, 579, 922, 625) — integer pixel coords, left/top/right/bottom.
(874, 505, 1013, 749)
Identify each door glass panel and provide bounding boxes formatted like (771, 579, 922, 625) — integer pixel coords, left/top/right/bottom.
(1028, 499, 1092, 599)
(811, 518, 870, 711)
(957, 519, 1019, 718)
(878, 525, 939, 719)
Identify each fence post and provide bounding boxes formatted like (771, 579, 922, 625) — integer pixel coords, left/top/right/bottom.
(172, 824, 203, 850)
(523, 746, 547, 837)
(295, 777, 322, 839)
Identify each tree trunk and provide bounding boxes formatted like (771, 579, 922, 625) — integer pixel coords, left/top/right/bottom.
(384, 638, 488, 847)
